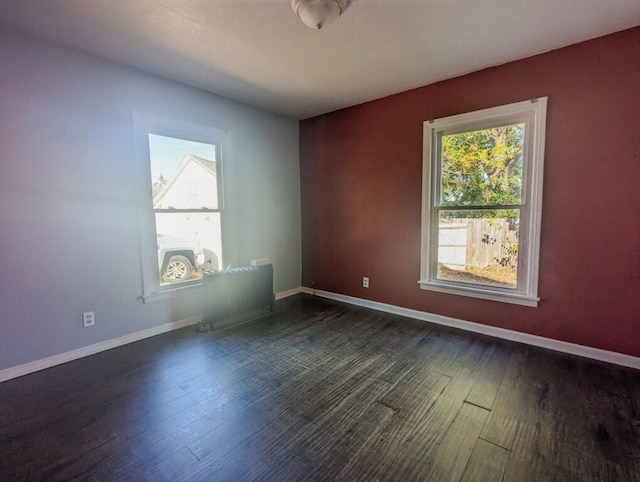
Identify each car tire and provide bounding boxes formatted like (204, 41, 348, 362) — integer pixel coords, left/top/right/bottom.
(162, 255, 193, 283)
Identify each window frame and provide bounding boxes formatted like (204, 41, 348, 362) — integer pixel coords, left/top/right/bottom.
(133, 111, 234, 302)
(419, 98, 547, 307)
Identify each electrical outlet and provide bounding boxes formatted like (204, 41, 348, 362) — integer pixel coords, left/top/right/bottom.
(363, 277, 369, 288)
(83, 311, 95, 327)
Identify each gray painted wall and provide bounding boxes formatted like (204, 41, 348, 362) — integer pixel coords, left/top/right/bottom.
(0, 31, 301, 371)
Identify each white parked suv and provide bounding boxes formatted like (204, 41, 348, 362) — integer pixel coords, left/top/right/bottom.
(156, 235, 219, 283)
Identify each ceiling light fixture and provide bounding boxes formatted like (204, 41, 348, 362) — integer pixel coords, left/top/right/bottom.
(291, 0, 350, 30)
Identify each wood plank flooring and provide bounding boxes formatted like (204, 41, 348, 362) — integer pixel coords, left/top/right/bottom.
(1, 294, 639, 481)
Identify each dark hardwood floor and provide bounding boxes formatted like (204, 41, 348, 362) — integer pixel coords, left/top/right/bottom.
(1, 294, 639, 481)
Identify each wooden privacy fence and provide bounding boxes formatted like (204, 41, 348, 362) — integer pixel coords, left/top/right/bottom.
(438, 218, 519, 269)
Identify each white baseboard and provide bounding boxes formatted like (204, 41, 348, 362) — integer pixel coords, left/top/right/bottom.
(0, 316, 200, 383)
(275, 287, 304, 300)
(4, 287, 637, 384)
(1, 287, 305, 383)
(304, 287, 640, 371)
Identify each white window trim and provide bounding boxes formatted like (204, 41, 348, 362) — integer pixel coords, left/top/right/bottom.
(419, 98, 547, 307)
(132, 111, 235, 303)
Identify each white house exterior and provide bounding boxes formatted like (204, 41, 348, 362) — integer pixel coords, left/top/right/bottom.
(153, 154, 223, 269)
(153, 154, 218, 209)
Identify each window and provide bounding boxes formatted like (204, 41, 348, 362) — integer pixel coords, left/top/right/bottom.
(420, 98, 547, 306)
(133, 112, 232, 301)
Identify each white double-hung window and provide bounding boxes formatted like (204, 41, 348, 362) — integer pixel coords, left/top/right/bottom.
(419, 98, 547, 306)
(133, 112, 232, 302)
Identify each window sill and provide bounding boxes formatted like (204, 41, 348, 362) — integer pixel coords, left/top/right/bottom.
(142, 280, 203, 303)
(418, 280, 539, 307)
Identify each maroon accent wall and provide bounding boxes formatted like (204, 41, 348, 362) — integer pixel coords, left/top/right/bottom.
(300, 26, 640, 357)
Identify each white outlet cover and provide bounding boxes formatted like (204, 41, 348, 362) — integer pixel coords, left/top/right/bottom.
(83, 311, 95, 327)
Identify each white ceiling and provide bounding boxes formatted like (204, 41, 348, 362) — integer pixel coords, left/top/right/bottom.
(1, 0, 639, 119)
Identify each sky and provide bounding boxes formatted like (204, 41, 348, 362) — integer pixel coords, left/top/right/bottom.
(148, 134, 216, 182)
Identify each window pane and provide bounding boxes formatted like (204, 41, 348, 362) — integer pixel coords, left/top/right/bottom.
(437, 209, 520, 288)
(440, 124, 524, 207)
(149, 134, 218, 209)
(155, 212, 222, 285)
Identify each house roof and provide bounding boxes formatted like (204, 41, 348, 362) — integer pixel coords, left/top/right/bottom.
(153, 154, 216, 206)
